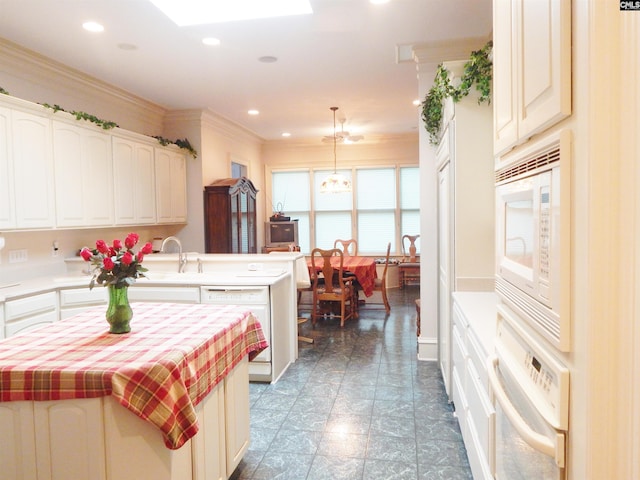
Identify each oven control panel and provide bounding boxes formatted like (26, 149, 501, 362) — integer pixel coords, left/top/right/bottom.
(496, 304, 570, 430)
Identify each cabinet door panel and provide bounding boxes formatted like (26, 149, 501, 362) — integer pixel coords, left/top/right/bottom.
(113, 137, 156, 225)
(53, 122, 113, 227)
(492, 0, 518, 155)
(0, 106, 15, 228)
(11, 110, 55, 228)
(518, 0, 571, 139)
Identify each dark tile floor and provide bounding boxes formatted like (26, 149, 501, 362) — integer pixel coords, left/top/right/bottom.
(230, 286, 473, 480)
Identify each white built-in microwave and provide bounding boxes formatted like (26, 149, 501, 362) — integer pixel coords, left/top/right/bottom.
(495, 130, 572, 352)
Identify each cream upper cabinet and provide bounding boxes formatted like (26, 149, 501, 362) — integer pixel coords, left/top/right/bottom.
(155, 147, 187, 224)
(493, 0, 571, 157)
(53, 120, 114, 227)
(0, 106, 14, 229)
(11, 109, 56, 229)
(112, 135, 157, 225)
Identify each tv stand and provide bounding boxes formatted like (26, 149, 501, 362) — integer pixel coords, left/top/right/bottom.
(262, 245, 300, 253)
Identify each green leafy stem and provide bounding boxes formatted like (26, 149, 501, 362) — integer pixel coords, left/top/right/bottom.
(153, 136, 198, 159)
(0, 95, 198, 158)
(421, 40, 493, 145)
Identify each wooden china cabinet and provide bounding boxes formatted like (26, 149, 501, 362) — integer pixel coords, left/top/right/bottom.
(204, 177, 258, 253)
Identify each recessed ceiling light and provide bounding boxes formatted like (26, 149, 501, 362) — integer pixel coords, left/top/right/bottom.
(82, 21, 104, 33)
(282, 132, 291, 137)
(202, 37, 221, 46)
(117, 43, 138, 51)
(258, 56, 278, 63)
(150, 0, 313, 26)
(412, 99, 421, 106)
(370, 0, 390, 4)
(248, 109, 259, 116)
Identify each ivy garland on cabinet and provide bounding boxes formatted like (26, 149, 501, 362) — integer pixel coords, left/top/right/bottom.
(0, 87, 198, 158)
(421, 40, 493, 145)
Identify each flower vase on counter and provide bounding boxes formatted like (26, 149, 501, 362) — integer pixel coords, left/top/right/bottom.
(80, 232, 154, 334)
(106, 285, 132, 334)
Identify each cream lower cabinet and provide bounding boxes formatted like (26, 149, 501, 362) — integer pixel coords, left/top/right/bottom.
(451, 294, 496, 480)
(0, 357, 250, 480)
(3, 291, 57, 337)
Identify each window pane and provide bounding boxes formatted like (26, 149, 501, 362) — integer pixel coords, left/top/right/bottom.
(315, 212, 351, 249)
(400, 167, 420, 209)
(273, 171, 310, 212)
(292, 214, 310, 253)
(357, 168, 395, 210)
(358, 211, 395, 254)
(314, 169, 352, 211)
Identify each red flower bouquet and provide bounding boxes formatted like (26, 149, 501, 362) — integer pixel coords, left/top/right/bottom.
(80, 233, 153, 289)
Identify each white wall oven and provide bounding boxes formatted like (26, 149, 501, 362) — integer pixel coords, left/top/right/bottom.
(488, 305, 570, 480)
(495, 130, 572, 351)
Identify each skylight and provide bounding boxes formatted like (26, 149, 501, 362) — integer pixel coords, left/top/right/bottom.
(149, 0, 313, 26)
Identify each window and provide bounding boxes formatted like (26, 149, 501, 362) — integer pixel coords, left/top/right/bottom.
(271, 165, 419, 254)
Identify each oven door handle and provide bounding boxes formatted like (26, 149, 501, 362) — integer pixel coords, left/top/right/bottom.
(487, 356, 565, 468)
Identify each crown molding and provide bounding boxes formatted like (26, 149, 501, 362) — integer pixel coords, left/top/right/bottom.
(0, 38, 166, 123)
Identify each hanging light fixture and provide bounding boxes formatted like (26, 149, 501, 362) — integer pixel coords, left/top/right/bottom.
(320, 107, 352, 193)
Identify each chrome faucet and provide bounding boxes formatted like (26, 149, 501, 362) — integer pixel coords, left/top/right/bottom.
(160, 236, 187, 273)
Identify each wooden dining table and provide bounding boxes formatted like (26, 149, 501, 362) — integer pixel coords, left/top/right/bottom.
(308, 255, 378, 297)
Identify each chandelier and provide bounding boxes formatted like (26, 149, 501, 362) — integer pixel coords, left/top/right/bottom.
(320, 107, 352, 193)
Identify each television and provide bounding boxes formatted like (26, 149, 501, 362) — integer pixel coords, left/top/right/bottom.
(265, 220, 299, 247)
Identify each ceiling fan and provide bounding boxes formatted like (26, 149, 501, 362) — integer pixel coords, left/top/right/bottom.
(322, 116, 364, 144)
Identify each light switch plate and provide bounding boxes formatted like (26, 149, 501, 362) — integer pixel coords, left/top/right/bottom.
(8, 249, 28, 263)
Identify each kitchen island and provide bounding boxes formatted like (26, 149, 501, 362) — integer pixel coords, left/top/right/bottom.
(0, 302, 267, 480)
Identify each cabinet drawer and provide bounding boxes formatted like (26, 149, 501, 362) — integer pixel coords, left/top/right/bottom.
(59, 287, 108, 307)
(5, 310, 57, 337)
(452, 323, 467, 371)
(466, 360, 494, 460)
(452, 366, 468, 439)
(452, 301, 469, 329)
(5, 292, 57, 322)
(128, 286, 199, 303)
(467, 329, 489, 390)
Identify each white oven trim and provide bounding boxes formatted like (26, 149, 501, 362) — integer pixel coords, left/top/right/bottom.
(488, 356, 566, 467)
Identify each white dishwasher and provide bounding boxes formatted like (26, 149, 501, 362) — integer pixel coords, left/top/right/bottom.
(200, 286, 271, 381)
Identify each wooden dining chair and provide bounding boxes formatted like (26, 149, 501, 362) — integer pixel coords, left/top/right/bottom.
(310, 248, 357, 327)
(400, 234, 420, 288)
(371, 242, 392, 314)
(333, 238, 358, 256)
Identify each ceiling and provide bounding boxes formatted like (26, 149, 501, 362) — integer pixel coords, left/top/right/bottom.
(0, 0, 492, 142)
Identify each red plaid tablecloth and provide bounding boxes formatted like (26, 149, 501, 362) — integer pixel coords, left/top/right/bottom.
(308, 256, 378, 296)
(0, 302, 268, 450)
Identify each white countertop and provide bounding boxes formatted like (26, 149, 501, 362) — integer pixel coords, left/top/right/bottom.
(0, 269, 289, 302)
(452, 291, 498, 355)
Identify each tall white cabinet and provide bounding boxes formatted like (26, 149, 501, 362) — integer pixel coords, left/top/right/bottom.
(435, 61, 495, 398)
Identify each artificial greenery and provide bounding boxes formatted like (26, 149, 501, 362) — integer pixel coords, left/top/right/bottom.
(1, 90, 199, 157)
(42, 103, 119, 130)
(153, 136, 198, 159)
(39, 103, 197, 156)
(421, 40, 493, 145)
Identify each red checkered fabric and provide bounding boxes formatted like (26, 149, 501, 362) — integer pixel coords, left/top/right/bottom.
(0, 302, 268, 449)
(309, 256, 378, 296)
